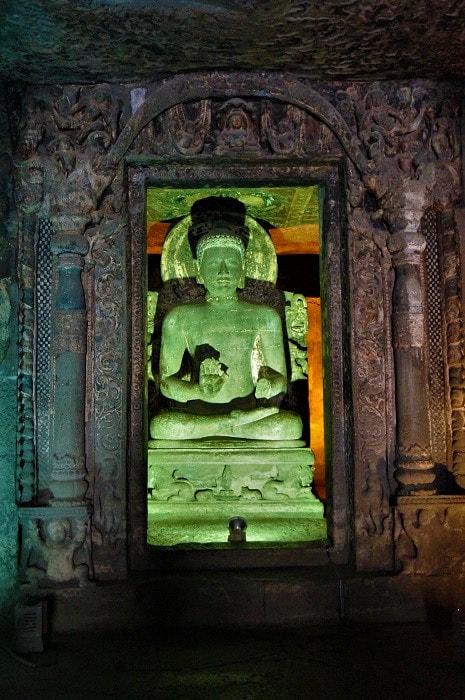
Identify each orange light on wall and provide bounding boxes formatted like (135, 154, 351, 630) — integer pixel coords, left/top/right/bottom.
(147, 221, 170, 254)
(307, 297, 325, 500)
(269, 224, 320, 255)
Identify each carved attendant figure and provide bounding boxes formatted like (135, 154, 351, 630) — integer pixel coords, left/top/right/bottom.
(150, 197, 302, 441)
(25, 518, 88, 587)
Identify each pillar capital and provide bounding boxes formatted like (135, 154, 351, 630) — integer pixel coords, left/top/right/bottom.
(388, 230, 426, 265)
(49, 213, 90, 237)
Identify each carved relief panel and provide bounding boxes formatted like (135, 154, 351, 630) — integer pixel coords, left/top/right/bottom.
(9, 73, 464, 581)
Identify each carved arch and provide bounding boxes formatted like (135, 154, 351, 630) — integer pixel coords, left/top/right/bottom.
(109, 72, 368, 174)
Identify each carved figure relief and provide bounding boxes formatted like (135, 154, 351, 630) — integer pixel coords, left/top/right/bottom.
(93, 458, 122, 547)
(285, 292, 309, 382)
(395, 500, 465, 575)
(20, 512, 91, 588)
(148, 460, 315, 503)
(169, 100, 211, 155)
(52, 87, 121, 146)
(214, 99, 260, 155)
(262, 102, 304, 156)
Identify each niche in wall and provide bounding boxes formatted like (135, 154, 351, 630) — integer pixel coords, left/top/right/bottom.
(145, 184, 326, 546)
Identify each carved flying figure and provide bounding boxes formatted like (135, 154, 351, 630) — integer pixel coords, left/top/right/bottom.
(53, 87, 120, 144)
(170, 100, 211, 155)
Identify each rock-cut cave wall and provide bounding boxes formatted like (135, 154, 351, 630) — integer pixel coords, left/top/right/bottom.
(1, 72, 465, 620)
(0, 81, 18, 613)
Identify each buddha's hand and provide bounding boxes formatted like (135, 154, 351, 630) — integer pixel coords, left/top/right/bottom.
(255, 377, 273, 399)
(199, 357, 226, 398)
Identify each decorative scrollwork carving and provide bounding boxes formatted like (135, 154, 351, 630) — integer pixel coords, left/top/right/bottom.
(93, 235, 124, 454)
(349, 207, 394, 556)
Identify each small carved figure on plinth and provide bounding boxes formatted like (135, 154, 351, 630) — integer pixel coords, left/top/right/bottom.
(285, 292, 309, 382)
(24, 518, 89, 588)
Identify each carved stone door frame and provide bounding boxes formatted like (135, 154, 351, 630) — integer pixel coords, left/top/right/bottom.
(127, 158, 352, 571)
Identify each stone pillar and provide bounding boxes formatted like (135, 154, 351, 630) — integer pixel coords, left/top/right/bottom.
(49, 214, 89, 505)
(388, 210, 436, 494)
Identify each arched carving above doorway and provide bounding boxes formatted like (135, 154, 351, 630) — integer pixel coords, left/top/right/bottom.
(109, 72, 369, 174)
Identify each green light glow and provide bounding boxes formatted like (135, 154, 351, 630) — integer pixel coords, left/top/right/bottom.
(147, 501, 326, 546)
(146, 185, 320, 230)
(146, 185, 324, 548)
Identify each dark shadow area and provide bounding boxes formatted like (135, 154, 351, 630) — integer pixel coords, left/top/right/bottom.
(434, 463, 465, 495)
(1, 622, 463, 699)
(277, 254, 320, 298)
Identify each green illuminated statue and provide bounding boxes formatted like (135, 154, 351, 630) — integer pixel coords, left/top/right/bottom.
(150, 197, 302, 441)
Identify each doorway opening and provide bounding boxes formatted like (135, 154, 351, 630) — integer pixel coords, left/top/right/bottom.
(145, 184, 327, 547)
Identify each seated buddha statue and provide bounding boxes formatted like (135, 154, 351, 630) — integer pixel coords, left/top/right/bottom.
(150, 196, 303, 441)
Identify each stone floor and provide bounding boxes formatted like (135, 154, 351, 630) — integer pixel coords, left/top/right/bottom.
(1, 622, 465, 699)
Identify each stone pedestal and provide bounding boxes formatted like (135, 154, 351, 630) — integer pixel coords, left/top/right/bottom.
(147, 440, 324, 546)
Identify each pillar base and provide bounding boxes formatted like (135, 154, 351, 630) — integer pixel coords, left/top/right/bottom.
(395, 459, 436, 495)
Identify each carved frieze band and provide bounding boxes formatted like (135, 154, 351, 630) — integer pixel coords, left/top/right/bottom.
(349, 208, 394, 568)
(16, 213, 37, 504)
(441, 212, 465, 488)
(112, 74, 367, 172)
(91, 222, 127, 558)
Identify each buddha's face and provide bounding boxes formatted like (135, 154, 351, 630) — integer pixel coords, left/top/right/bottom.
(198, 244, 244, 298)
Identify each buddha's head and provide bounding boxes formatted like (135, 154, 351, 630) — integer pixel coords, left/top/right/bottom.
(189, 196, 249, 297)
(196, 233, 246, 297)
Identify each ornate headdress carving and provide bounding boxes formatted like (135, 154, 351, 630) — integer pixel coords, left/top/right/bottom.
(196, 233, 245, 263)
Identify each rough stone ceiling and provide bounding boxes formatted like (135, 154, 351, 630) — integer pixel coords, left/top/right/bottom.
(1, 0, 465, 84)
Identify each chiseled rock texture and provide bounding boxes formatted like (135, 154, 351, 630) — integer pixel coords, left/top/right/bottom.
(2, 0, 465, 83)
(0, 82, 17, 612)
